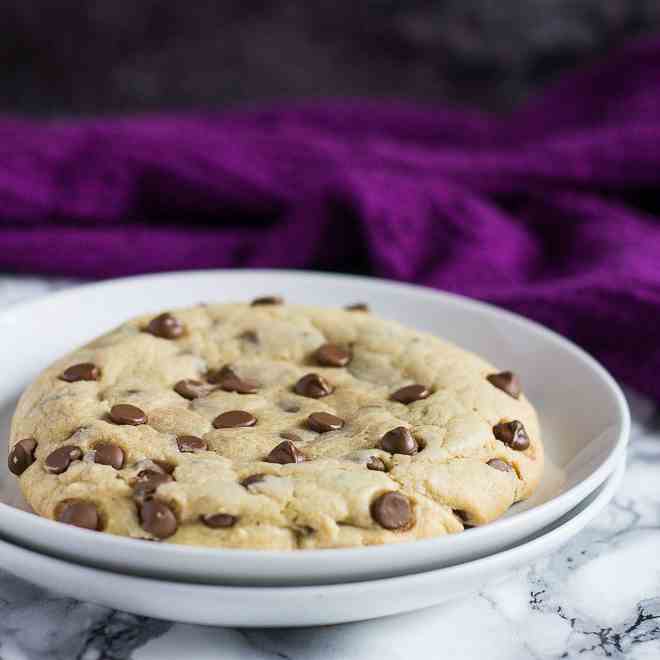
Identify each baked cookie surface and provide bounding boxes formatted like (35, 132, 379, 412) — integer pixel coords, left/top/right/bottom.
(9, 300, 543, 549)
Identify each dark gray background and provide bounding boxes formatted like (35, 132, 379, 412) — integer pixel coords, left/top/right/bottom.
(3, 0, 659, 116)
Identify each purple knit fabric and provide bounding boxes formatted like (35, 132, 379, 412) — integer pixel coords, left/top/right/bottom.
(2, 37, 660, 400)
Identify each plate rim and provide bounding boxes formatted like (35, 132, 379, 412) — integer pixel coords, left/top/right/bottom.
(0, 269, 631, 566)
(0, 458, 625, 597)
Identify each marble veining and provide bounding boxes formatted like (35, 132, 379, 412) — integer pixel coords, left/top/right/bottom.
(0, 275, 658, 660)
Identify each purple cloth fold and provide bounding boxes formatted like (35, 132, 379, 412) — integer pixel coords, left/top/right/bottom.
(2, 37, 660, 400)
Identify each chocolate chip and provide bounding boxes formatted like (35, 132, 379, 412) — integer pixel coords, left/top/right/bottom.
(139, 500, 178, 538)
(345, 303, 369, 312)
(59, 363, 100, 382)
(109, 404, 147, 426)
(241, 473, 265, 488)
(45, 445, 83, 474)
(493, 420, 530, 451)
(56, 501, 100, 530)
(487, 458, 514, 473)
(366, 456, 387, 472)
(145, 312, 185, 339)
(294, 373, 333, 399)
(174, 379, 213, 400)
(265, 440, 305, 464)
(487, 372, 521, 399)
(213, 410, 257, 429)
(133, 470, 173, 502)
(208, 366, 258, 394)
(8, 438, 37, 476)
(201, 513, 238, 528)
(371, 492, 413, 530)
(314, 344, 351, 367)
(251, 296, 283, 306)
(390, 384, 430, 404)
(379, 427, 418, 455)
(177, 435, 208, 452)
(307, 412, 344, 433)
(93, 442, 125, 469)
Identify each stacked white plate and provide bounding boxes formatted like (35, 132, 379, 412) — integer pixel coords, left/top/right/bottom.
(0, 271, 629, 627)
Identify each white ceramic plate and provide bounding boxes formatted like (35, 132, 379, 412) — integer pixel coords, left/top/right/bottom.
(0, 270, 629, 585)
(0, 459, 624, 627)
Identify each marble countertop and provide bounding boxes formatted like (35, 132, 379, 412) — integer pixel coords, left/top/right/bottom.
(0, 275, 658, 660)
